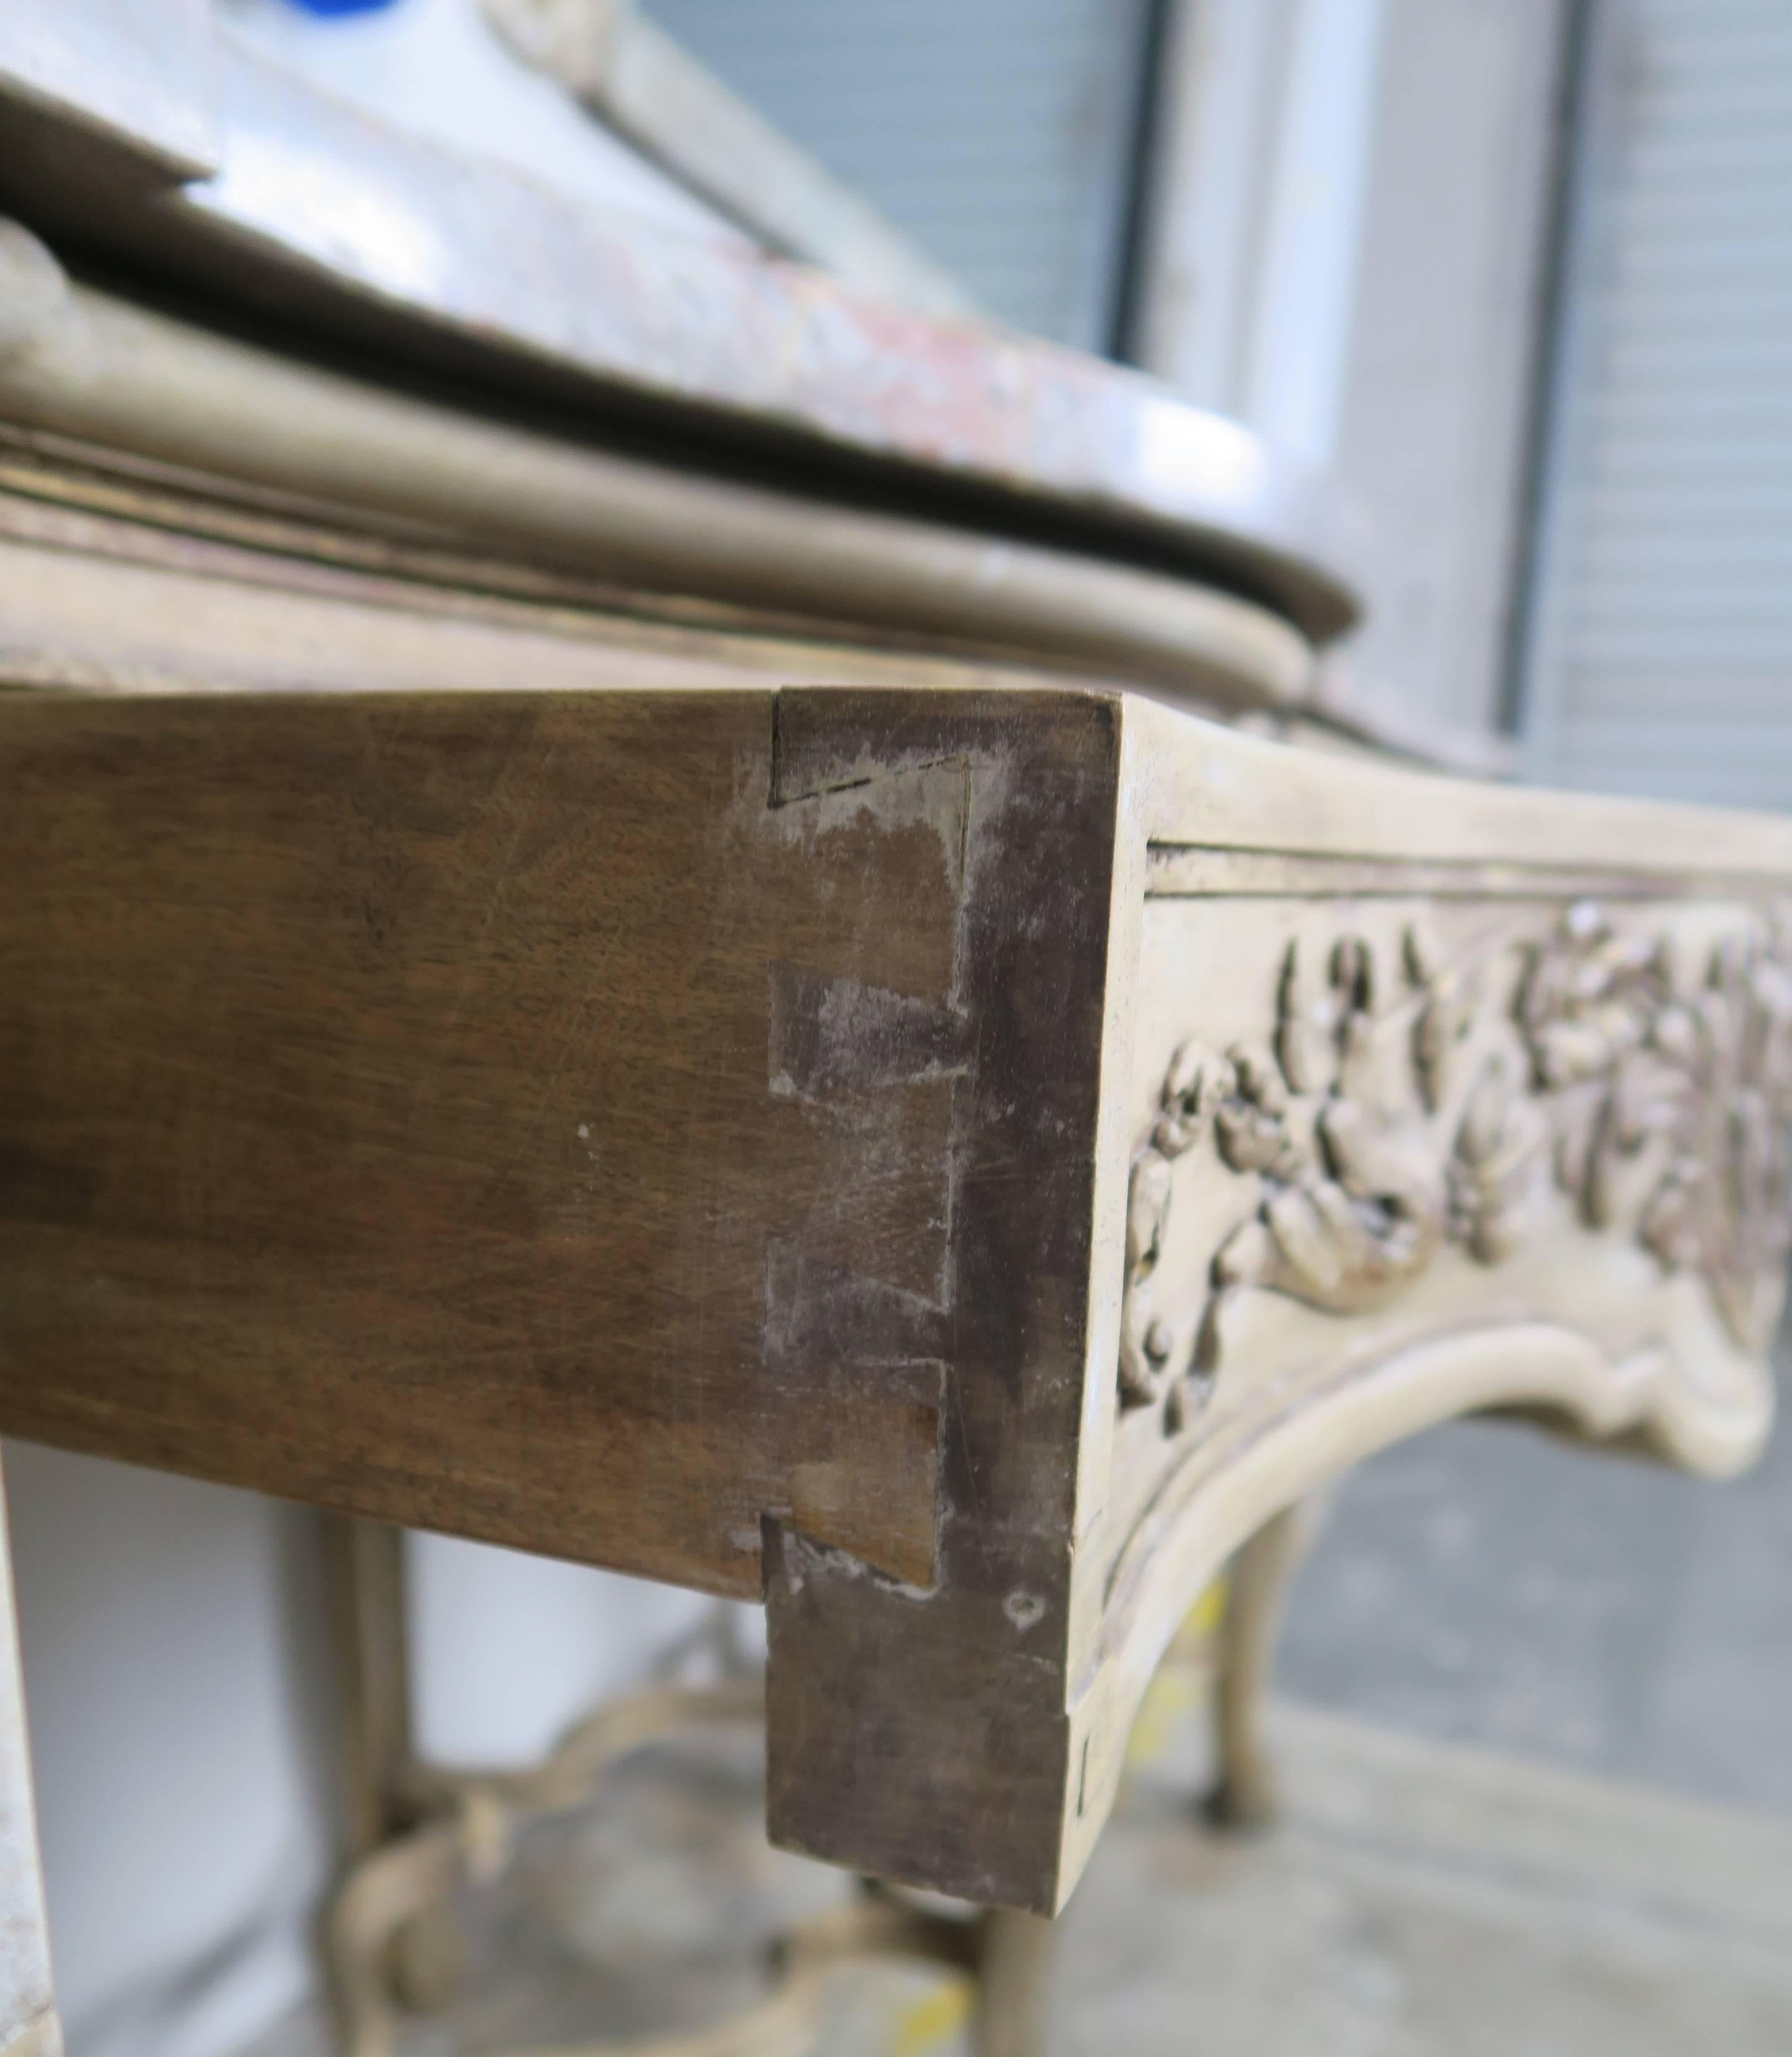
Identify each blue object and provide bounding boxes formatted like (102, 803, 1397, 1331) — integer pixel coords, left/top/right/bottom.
(282, 0, 404, 17)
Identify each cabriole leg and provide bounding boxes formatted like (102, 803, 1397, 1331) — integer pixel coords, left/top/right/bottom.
(1205, 1497, 1322, 1832)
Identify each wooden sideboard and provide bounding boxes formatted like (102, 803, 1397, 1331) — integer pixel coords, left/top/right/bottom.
(2, 7, 1790, 2037)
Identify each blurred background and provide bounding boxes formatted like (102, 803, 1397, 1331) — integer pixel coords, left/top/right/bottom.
(9, 1, 1792, 2051)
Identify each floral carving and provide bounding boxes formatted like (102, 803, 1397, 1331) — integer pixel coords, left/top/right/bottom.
(1518, 904, 1792, 1352)
(1119, 926, 1500, 1424)
(1119, 901, 1792, 1429)
(1211, 941, 1448, 1320)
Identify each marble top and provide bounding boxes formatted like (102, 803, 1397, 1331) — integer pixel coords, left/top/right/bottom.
(0, 0, 1365, 639)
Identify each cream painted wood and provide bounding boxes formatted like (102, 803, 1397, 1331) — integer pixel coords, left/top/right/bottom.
(0, 1465, 58, 2057)
(1053, 700, 1792, 1898)
(6, 678, 1791, 1920)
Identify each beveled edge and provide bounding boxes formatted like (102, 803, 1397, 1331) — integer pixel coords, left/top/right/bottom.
(0, 276, 1314, 718)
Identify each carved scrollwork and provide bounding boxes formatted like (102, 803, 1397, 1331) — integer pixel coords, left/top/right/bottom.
(1119, 901, 1792, 1428)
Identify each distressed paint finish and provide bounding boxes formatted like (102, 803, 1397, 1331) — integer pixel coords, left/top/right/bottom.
(0, 689, 987, 1595)
(1053, 706, 1792, 1895)
(0, 276, 1316, 724)
(0, 9, 1360, 640)
(182, 29, 1357, 644)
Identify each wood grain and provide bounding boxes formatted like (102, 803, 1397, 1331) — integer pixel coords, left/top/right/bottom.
(0, 686, 1024, 1595)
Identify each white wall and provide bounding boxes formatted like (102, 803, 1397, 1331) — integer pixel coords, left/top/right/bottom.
(6, 1445, 335, 2057)
(408, 1532, 726, 1768)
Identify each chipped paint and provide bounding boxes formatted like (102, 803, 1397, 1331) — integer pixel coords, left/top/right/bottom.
(1004, 1590, 1047, 1633)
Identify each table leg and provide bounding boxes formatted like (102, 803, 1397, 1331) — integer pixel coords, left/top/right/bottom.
(0, 1458, 60, 2057)
(320, 1540, 1027, 2057)
(1204, 1497, 1321, 1831)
